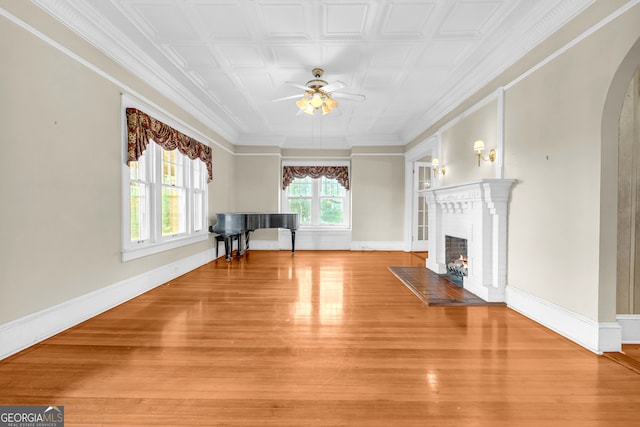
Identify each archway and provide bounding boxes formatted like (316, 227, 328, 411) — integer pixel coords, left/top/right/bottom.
(601, 35, 640, 344)
(617, 67, 640, 317)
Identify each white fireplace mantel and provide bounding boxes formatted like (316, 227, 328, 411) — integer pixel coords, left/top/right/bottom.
(426, 179, 515, 302)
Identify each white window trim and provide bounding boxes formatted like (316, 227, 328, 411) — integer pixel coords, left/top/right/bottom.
(121, 96, 209, 262)
(281, 160, 351, 230)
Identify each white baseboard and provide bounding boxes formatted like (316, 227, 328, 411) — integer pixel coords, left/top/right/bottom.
(506, 286, 621, 354)
(617, 314, 640, 343)
(0, 248, 216, 361)
(351, 241, 405, 251)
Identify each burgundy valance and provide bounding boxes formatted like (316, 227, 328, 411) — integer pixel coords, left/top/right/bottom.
(126, 108, 213, 182)
(282, 166, 350, 190)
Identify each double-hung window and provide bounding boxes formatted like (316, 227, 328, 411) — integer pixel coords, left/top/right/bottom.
(283, 164, 350, 229)
(122, 103, 210, 261)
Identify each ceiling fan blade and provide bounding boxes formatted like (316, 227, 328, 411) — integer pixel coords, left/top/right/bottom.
(272, 94, 304, 102)
(285, 81, 312, 92)
(332, 92, 366, 102)
(321, 81, 346, 93)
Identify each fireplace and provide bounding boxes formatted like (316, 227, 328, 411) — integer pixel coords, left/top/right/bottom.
(446, 236, 467, 286)
(426, 179, 515, 302)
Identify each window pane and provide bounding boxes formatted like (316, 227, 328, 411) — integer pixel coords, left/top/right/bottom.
(289, 177, 312, 196)
(289, 198, 311, 224)
(193, 160, 204, 190)
(320, 177, 343, 197)
(129, 160, 141, 180)
(193, 191, 204, 232)
(162, 149, 183, 186)
(320, 198, 343, 225)
(162, 187, 186, 235)
(130, 182, 149, 241)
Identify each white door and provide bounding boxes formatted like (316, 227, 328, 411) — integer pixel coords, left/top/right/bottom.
(412, 162, 431, 252)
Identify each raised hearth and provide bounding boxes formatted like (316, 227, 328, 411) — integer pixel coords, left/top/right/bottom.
(426, 179, 515, 302)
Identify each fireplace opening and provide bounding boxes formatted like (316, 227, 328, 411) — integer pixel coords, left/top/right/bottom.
(445, 235, 467, 287)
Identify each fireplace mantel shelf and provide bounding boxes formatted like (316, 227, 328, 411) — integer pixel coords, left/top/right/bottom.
(426, 179, 516, 302)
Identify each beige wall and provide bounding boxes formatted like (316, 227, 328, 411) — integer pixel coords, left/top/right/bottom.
(351, 155, 405, 241)
(0, 3, 232, 324)
(234, 154, 282, 240)
(440, 100, 499, 186)
(504, 4, 640, 321)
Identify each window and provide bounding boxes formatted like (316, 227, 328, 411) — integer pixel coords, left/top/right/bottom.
(123, 141, 208, 261)
(285, 175, 349, 228)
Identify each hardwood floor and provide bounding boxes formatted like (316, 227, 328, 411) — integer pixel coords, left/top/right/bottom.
(1, 250, 639, 426)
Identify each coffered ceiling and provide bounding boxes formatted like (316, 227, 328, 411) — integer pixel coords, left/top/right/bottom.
(32, 0, 594, 148)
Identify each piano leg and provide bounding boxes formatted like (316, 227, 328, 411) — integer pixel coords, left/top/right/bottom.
(223, 236, 232, 261)
(291, 230, 296, 253)
(244, 231, 251, 252)
(236, 233, 243, 258)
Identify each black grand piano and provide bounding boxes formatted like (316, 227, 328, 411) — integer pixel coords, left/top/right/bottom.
(209, 212, 299, 261)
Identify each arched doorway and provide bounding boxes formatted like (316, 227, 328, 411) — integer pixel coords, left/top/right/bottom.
(602, 36, 640, 344)
(617, 66, 640, 342)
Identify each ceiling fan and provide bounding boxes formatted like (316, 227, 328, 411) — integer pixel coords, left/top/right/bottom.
(272, 68, 366, 115)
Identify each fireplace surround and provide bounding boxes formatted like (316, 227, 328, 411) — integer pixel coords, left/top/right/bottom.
(426, 179, 515, 302)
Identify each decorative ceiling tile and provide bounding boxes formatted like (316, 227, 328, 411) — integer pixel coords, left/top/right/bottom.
(216, 45, 266, 68)
(417, 40, 470, 67)
(368, 44, 413, 68)
(437, 1, 503, 37)
(124, 2, 199, 42)
(270, 44, 321, 68)
(31, 0, 597, 148)
(164, 44, 220, 70)
(380, 1, 436, 37)
(256, 3, 311, 38)
(321, 45, 364, 73)
(189, 2, 252, 40)
(322, 3, 370, 37)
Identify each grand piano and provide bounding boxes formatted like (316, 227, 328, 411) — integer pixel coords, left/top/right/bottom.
(209, 212, 299, 261)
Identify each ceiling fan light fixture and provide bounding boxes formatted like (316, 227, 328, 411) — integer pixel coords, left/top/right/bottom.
(276, 68, 363, 116)
(296, 97, 309, 110)
(310, 93, 324, 108)
(303, 104, 315, 115)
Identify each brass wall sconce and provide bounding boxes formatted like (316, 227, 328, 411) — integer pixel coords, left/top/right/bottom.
(473, 140, 496, 167)
(432, 158, 446, 175)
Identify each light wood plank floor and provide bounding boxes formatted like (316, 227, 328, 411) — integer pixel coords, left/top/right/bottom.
(1, 251, 639, 426)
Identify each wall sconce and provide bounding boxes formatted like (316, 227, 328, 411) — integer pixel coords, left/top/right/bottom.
(432, 158, 446, 175)
(473, 140, 496, 167)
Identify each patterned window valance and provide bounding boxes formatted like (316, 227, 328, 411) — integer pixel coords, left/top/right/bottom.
(126, 108, 213, 182)
(282, 166, 350, 190)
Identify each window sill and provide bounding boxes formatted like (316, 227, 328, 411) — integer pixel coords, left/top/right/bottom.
(122, 233, 209, 262)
